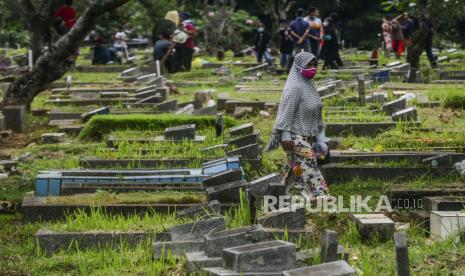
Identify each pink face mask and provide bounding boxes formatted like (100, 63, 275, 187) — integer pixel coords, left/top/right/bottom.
(300, 67, 317, 79)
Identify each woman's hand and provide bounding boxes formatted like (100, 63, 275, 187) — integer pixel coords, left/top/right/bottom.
(282, 141, 294, 151)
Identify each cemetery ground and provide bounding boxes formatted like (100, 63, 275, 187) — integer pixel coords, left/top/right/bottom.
(1, 48, 465, 275)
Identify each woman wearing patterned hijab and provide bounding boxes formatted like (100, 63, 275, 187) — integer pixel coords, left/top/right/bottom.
(266, 51, 329, 200)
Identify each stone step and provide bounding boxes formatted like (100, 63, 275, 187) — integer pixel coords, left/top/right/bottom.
(223, 240, 296, 272)
(204, 225, 267, 257)
(282, 261, 356, 276)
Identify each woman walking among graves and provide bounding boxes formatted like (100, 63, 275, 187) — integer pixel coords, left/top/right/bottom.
(266, 52, 329, 201)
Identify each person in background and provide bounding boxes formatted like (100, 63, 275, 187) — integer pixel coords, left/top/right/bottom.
(179, 12, 197, 72)
(304, 7, 323, 57)
(266, 52, 329, 200)
(330, 12, 344, 67)
(152, 11, 179, 46)
(0, 49, 12, 70)
(92, 37, 116, 65)
(154, 32, 175, 73)
(290, 8, 311, 55)
(390, 17, 404, 59)
(113, 26, 129, 63)
(381, 16, 392, 58)
(320, 17, 339, 69)
(399, 12, 414, 48)
(255, 23, 273, 66)
(278, 20, 294, 68)
(425, 17, 438, 68)
(54, 0, 77, 35)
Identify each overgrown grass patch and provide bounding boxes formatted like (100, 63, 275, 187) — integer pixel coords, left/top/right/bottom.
(45, 190, 206, 205)
(79, 114, 238, 140)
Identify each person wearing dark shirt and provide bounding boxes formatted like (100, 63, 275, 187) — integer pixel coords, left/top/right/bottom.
(278, 21, 294, 68)
(290, 8, 310, 54)
(330, 12, 344, 67)
(255, 23, 272, 66)
(92, 38, 116, 65)
(320, 18, 339, 69)
(304, 7, 324, 57)
(54, 0, 77, 34)
(400, 13, 414, 47)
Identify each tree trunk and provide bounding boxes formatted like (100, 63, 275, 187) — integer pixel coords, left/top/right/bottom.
(2, 0, 130, 109)
(406, 0, 429, 82)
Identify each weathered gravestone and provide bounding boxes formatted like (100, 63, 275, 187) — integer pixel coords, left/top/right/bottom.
(203, 169, 244, 188)
(222, 240, 296, 272)
(352, 213, 395, 242)
(41, 133, 66, 144)
(2, 105, 26, 132)
(383, 98, 406, 115)
(153, 99, 177, 111)
(320, 229, 339, 263)
(164, 124, 196, 140)
(258, 205, 305, 230)
(282, 260, 356, 276)
(81, 107, 110, 122)
(228, 123, 254, 137)
(391, 107, 418, 122)
(170, 217, 226, 241)
(177, 200, 221, 219)
(204, 225, 267, 257)
(394, 231, 410, 276)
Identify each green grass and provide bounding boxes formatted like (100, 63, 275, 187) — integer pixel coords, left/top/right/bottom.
(79, 114, 238, 140)
(45, 207, 192, 233)
(46, 191, 206, 205)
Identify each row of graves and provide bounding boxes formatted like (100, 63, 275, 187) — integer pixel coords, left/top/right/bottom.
(2, 48, 465, 274)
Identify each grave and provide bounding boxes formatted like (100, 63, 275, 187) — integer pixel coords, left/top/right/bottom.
(224, 101, 266, 114)
(430, 211, 465, 240)
(204, 225, 267, 257)
(2, 105, 26, 132)
(175, 103, 194, 115)
(394, 231, 410, 276)
(391, 107, 418, 122)
(170, 217, 226, 241)
(203, 169, 244, 188)
(164, 124, 196, 140)
(423, 196, 465, 212)
(222, 240, 296, 272)
(153, 99, 177, 111)
(352, 213, 395, 242)
(320, 229, 339, 263)
(206, 180, 249, 203)
(186, 251, 223, 273)
(41, 133, 66, 144)
(227, 143, 261, 159)
(134, 95, 163, 104)
(192, 105, 218, 116)
(177, 200, 221, 218)
(228, 123, 254, 137)
(81, 107, 110, 122)
(153, 240, 204, 259)
(383, 98, 407, 115)
(282, 261, 356, 276)
(387, 188, 465, 210)
(226, 132, 260, 148)
(258, 205, 305, 229)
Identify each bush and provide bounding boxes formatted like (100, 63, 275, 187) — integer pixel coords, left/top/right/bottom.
(79, 114, 238, 140)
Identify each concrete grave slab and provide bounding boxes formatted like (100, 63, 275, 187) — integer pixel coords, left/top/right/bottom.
(258, 205, 305, 230)
(41, 133, 66, 144)
(391, 107, 418, 122)
(228, 123, 254, 137)
(222, 240, 296, 272)
(206, 180, 249, 203)
(430, 211, 465, 240)
(164, 124, 196, 140)
(170, 217, 226, 241)
(282, 261, 356, 276)
(203, 169, 244, 188)
(352, 213, 395, 242)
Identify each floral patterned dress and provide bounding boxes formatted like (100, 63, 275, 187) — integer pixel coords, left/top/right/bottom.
(283, 134, 329, 199)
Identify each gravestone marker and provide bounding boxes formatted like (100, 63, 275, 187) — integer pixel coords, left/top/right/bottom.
(391, 107, 417, 122)
(222, 240, 296, 272)
(352, 213, 395, 242)
(177, 200, 221, 218)
(394, 231, 410, 276)
(203, 169, 243, 188)
(206, 180, 248, 203)
(320, 229, 339, 263)
(357, 74, 366, 106)
(2, 105, 26, 132)
(228, 123, 254, 137)
(170, 217, 226, 241)
(164, 124, 196, 140)
(258, 205, 305, 229)
(282, 261, 356, 276)
(383, 98, 406, 115)
(153, 100, 177, 111)
(175, 104, 194, 115)
(81, 107, 110, 122)
(41, 133, 66, 144)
